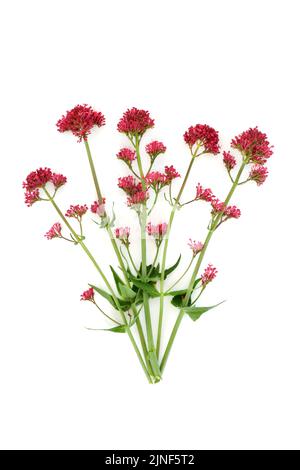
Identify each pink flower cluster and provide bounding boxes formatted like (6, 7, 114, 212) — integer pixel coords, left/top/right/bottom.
(117, 108, 155, 135)
(118, 176, 142, 195)
(211, 199, 241, 219)
(23, 168, 67, 206)
(65, 204, 88, 218)
(188, 239, 204, 256)
(184, 124, 219, 154)
(44, 223, 62, 240)
(145, 166, 180, 190)
(115, 226, 130, 244)
(249, 164, 269, 186)
(201, 264, 218, 286)
(56, 104, 105, 142)
(147, 222, 168, 240)
(91, 198, 106, 216)
(127, 191, 149, 207)
(145, 141, 166, 158)
(223, 151, 236, 171)
(195, 184, 214, 202)
(117, 148, 136, 163)
(231, 127, 273, 165)
(81, 287, 95, 301)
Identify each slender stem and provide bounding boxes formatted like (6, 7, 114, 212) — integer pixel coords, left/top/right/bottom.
(156, 156, 196, 357)
(43, 187, 152, 383)
(166, 256, 194, 293)
(94, 302, 122, 325)
(148, 190, 159, 216)
(135, 136, 161, 379)
(126, 245, 138, 273)
(83, 139, 155, 381)
(160, 161, 247, 372)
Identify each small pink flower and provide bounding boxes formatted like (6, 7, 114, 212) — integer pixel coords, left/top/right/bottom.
(117, 107, 154, 135)
(145, 171, 166, 189)
(51, 173, 67, 188)
(147, 222, 168, 240)
(56, 104, 105, 142)
(164, 165, 180, 183)
(45, 223, 62, 240)
(195, 184, 214, 202)
(201, 264, 217, 286)
(211, 198, 226, 214)
(127, 191, 149, 206)
(117, 148, 136, 162)
(91, 198, 106, 216)
(225, 205, 241, 219)
(81, 287, 95, 301)
(188, 239, 204, 256)
(223, 151, 237, 171)
(184, 124, 219, 154)
(231, 127, 273, 164)
(24, 189, 40, 207)
(118, 176, 142, 195)
(115, 226, 130, 244)
(249, 164, 268, 186)
(65, 204, 88, 218)
(145, 141, 166, 158)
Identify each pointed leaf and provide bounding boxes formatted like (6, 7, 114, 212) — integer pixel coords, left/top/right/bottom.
(89, 284, 117, 308)
(130, 278, 160, 297)
(119, 284, 136, 300)
(86, 325, 126, 333)
(110, 266, 124, 295)
(164, 254, 181, 279)
(183, 301, 225, 321)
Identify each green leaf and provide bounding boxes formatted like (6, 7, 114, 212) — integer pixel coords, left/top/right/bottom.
(119, 284, 136, 300)
(171, 294, 192, 308)
(129, 277, 160, 297)
(164, 254, 181, 279)
(86, 325, 127, 333)
(110, 266, 125, 295)
(89, 284, 117, 308)
(183, 301, 225, 321)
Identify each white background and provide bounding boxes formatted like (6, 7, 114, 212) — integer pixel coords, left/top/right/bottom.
(0, 0, 299, 450)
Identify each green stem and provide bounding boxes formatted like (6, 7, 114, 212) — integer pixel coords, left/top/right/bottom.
(157, 156, 196, 357)
(43, 187, 152, 383)
(135, 137, 161, 379)
(94, 302, 122, 325)
(160, 161, 247, 373)
(83, 139, 155, 381)
(166, 256, 194, 293)
(126, 245, 138, 274)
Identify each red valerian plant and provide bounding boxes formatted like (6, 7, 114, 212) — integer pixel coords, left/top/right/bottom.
(23, 104, 273, 383)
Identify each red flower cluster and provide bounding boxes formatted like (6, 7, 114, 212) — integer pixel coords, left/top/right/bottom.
(223, 151, 237, 171)
(195, 184, 214, 202)
(249, 164, 268, 186)
(164, 166, 180, 183)
(184, 124, 219, 154)
(81, 287, 94, 301)
(145, 141, 166, 158)
(118, 176, 142, 195)
(91, 198, 106, 216)
(231, 127, 273, 164)
(127, 191, 149, 206)
(23, 168, 67, 207)
(147, 222, 168, 239)
(56, 104, 105, 142)
(117, 148, 136, 162)
(45, 223, 62, 240)
(65, 204, 88, 218)
(115, 226, 130, 244)
(211, 199, 241, 219)
(145, 166, 180, 190)
(201, 264, 217, 286)
(117, 108, 155, 135)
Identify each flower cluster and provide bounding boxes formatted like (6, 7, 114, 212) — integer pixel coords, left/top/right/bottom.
(65, 204, 88, 218)
(45, 223, 62, 240)
(56, 104, 105, 142)
(23, 168, 67, 207)
(188, 239, 204, 257)
(145, 141, 166, 159)
(91, 198, 106, 216)
(184, 124, 219, 154)
(117, 148, 136, 163)
(127, 190, 149, 207)
(201, 264, 218, 286)
(231, 127, 273, 164)
(145, 166, 180, 191)
(249, 164, 269, 186)
(117, 108, 155, 136)
(147, 222, 168, 244)
(223, 151, 237, 171)
(118, 176, 142, 195)
(115, 226, 130, 245)
(81, 287, 95, 302)
(211, 199, 241, 219)
(195, 184, 214, 202)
